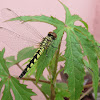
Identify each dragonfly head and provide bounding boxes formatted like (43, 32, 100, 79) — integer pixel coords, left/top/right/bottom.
(48, 32, 57, 40)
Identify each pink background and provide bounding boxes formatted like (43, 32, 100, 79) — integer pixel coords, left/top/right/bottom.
(0, 0, 100, 100)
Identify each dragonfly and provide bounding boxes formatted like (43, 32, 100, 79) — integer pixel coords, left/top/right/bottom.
(19, 32, 57, 78)
(0, 8, 57, 78)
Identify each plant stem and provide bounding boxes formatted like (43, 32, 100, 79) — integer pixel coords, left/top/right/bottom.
(50, 83, 55, 100)
(16, 63, 23, 70)
(53, 37, 63, 83)
(55, 67, 64, 80)
(50, 36, 63, 100)
(16, 77, 50, 84)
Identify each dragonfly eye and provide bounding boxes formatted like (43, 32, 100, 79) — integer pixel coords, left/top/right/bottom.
(48, 32, 52, 36)
(48, 32, 57, 40)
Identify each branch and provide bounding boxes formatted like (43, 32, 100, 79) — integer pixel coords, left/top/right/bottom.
(16, 63, 24, 71)
(53, 35, 63, 82)
(15, 77, 50, 84)
(16, 75, 100, 87)
(50, 34, 63, 100)
(80, 87, 93, 99)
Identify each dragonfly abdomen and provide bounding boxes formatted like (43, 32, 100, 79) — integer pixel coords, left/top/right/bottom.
(19, 47, 45, 78)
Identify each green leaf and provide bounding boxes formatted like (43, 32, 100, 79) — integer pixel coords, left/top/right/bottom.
(55, 82, 70, 100)
(96, 42, 100, 59)
(74, 26, 99, 99)
(59, 0, 71, 25)
(69, 15, 82, 25)
(9, 15, 64, 28)
(6, 56, 15, 62)
(0, 49, 9, 78)
(56, 83, 68, 90)
(58, 55, 66, 62)
(55, 95, 64, 100)
(2, 82, 13, 100)
(41, 83, 51, 96)
(58, 1, 99, 100)
(48, 50, 59, 75)
(80, 20, 88, 30)
(55, 90, 70, 100)
(0, 81, 4, 92)
(1, 48, 5, 55)
(0, 50, 36, 100)
(59, 1, 88, 29)
(6, 61, 15, 68)
(10, 77, 36, 100)
(83, 59, 89, 68)
(5, 56, 16, 68)
(1, 77, 36, 100)
(64, 28, 85, 100)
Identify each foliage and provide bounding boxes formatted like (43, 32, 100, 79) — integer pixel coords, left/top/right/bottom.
(0, 48, 36, 100)
(0, 1, 99, 100)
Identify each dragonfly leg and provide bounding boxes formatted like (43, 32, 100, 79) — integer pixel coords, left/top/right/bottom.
(46, 49, 48, 56)
(51, 45, 57, 48)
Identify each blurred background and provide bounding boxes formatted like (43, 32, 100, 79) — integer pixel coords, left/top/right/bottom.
(0, 0, 100, 100)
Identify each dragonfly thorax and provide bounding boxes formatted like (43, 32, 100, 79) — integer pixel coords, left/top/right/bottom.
(40, 32, 57, 49)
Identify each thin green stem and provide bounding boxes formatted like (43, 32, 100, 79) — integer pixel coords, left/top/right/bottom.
(47, 67, 52, 81)
(53, 38, 63, 83)
(50, 35, 63, 100)
(55, 67, 64, 79)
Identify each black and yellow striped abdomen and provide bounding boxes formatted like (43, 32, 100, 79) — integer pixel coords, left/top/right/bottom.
(19, 32, 57, 78)
(19, 47, 44, 78)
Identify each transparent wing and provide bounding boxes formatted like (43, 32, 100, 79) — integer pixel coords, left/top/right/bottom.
(0, 8, 43, 45)
(0, 27, 40, 53)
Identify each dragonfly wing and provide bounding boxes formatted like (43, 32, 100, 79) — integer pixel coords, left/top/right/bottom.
(0, 27, 39, 53)
(1, 8, 43, 44)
